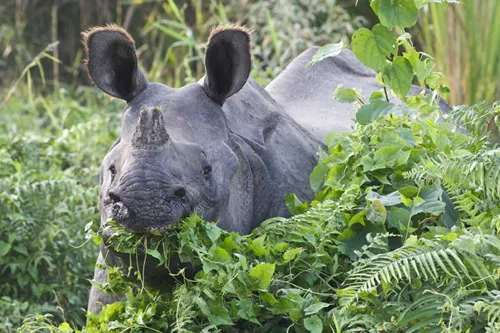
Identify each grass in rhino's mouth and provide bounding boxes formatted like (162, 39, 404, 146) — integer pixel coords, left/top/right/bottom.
(90, 214, 218, 266)
(86, 213, 232, 295)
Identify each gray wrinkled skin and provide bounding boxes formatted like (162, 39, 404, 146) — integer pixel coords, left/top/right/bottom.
(86, 27, 449, 314)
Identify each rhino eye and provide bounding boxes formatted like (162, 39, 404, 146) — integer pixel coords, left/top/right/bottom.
(109, 165, 117, 180)
(202, 165, 212, 176)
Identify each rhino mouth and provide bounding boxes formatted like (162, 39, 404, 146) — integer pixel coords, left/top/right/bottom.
(106, 198, 193, 234)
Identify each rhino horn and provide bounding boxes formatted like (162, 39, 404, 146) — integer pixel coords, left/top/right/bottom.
(132, 106, 169, 149)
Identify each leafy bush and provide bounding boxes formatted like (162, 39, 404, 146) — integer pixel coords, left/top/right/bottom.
(0, 89, 123, 330)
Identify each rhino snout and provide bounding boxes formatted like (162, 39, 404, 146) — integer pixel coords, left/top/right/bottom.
(106, 183, 191, 233)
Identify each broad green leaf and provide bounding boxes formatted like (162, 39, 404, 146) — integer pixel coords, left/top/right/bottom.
(338, 221, 387, 260)
(304, 302, 331, 315)
(283, 247, 303, 263)
(235, 253, 248, 269)
(310, 163, 327, 194)
(215, 247, 230, 262)
(101, 302, 124, 322)
(356, 101, 399, 125)
(274, 242, 289, 252)
(370, 90, 386, 102)
(387, 206, 411, 235)
(376, 0, 418, 29)
(207, 300, 233, 326)
(205, 222, 221, 243)
(399, 186, 419, 198)
(0, 241, 11, 257)
(426, 71, 444, 89)
(146, 249, 164, 265)
(401, 193, 413, 207)
(307, 41, 346, 66)
(442, 191, 460, 228)
(324, 132, 343, 148)
(382, 56, 414, 98)
(416, 59, 435, 82)
(366, 200, 387, 225)
(373, 146, 405, 168)
(249, 236, 268, 256)
(249, 263, 275, 289)
(237, 298, 259, 324)
(285, 193, 309, 215)
(351, 25, 397, 71)
(412, 187, 446, 216)
(349, 209, 366, 226)
(394, 128, 416, 146)
(304, 315, 323, 333)
(260, 292, 278, 305)
(334, 86, 362, 103)
(366, 191, 402, 206)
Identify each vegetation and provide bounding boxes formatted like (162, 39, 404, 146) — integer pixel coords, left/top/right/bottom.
(416, 0, 500, 105)
(0, 88, 122, 330)
(1, 0, 500, 332)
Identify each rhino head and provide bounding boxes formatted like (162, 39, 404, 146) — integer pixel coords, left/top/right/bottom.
(83, 25, 253, 234)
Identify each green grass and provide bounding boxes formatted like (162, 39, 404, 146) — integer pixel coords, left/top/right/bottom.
(416, 0, 500, 105)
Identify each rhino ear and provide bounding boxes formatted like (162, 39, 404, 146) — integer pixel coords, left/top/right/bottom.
(82, 25, 148, 102)
(203, 25, 251, 105)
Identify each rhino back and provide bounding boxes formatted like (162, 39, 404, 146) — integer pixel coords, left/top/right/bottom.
(266, 48, 384, 142)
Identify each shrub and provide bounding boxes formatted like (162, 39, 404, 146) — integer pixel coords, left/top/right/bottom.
(0, 89, 123, 329)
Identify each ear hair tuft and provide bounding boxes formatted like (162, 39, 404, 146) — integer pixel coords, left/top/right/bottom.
(207, 24, 252, 46)
(81, 24, 135, 72)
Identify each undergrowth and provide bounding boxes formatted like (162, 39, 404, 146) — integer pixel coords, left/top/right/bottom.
(0, 88, 123, 330)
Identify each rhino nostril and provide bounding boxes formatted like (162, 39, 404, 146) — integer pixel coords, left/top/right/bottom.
(109, 191, 121, 204)
(113, 202, 124, 211)
(173, 187, 186, 199)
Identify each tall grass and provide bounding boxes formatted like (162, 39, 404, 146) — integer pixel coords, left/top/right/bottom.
(416, 0, 500, 105)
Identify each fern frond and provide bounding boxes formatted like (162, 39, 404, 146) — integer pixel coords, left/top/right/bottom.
(338, 241, 491, 308)
(396, 292, 445, 331)
(450, 102, 500, 143)
(405, 148, 500, 227)
(475, 291, 500, 324)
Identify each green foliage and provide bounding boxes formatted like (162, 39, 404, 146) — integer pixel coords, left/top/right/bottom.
(0, 87, 122, 329)
(1, 0, 364, 94)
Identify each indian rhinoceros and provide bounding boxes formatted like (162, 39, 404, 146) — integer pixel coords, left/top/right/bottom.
(84, 24, 448, 314)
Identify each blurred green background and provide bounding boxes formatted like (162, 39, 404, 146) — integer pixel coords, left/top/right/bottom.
(1, 0, 499, 331)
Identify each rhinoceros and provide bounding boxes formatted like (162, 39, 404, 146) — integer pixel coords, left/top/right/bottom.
(84, 24, 448, 313)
